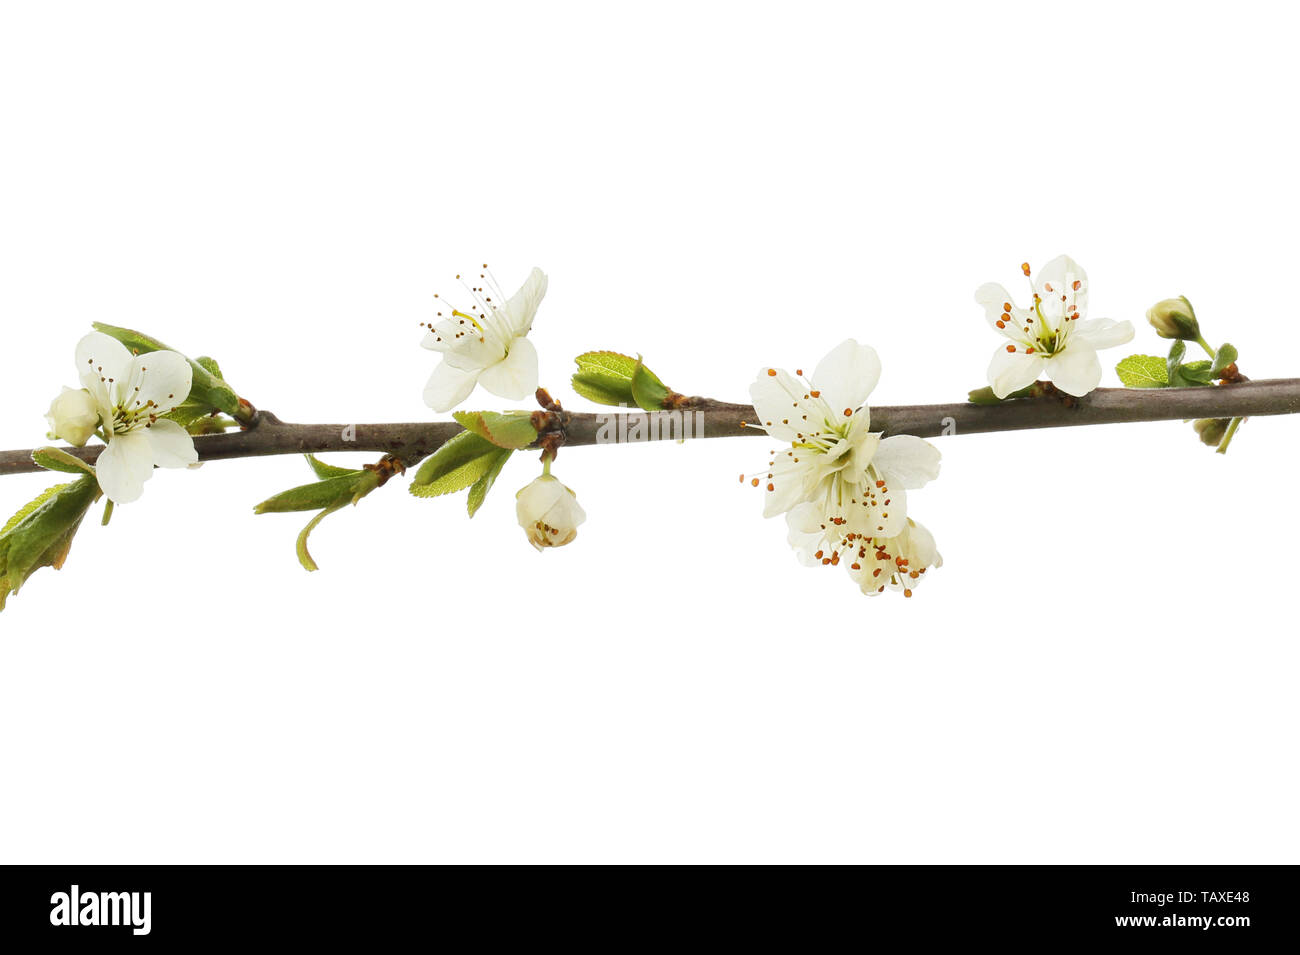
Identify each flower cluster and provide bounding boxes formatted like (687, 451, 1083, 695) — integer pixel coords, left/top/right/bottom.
(745, 339, 943, 596)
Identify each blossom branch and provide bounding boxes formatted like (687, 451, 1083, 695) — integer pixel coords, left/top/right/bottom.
(2, 379, 1299, 478)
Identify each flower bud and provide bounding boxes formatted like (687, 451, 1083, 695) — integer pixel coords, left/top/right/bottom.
(1146, 296, 1201, 341)
(515, 473, 586, 550)
(45, 387, 100, 447)
(1192, 417, 1230, 446)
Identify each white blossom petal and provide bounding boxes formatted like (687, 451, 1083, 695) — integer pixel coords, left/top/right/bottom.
(1071, 318, 1134, 351)
(423, 362, 479, 412)
(125, 350, 193, 416)
(477, 337, 539, 400)
(95, 430, 155, 504)
(811, 339, 881, 413)
(974, 282, 1035, 343)
(873, 434, 941, 489)
(1046, 343, 1102, 397)
(987, 347, 1046, 398)
(1035, 255, 1089, 325)
(145, 418, 198, 468)
(502, 267, 548, 337)
(749, 369, 808, 442)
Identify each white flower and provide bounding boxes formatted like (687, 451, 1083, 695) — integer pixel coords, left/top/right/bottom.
(516, 472, 586, 550)
(45, 386, 100, 447)
(976, 255, 1134, 398)
(786, 501, 942, 597)
(746, 339, 941, 540)
(421, 266, 547, 412)
(75, 331, 197, 504)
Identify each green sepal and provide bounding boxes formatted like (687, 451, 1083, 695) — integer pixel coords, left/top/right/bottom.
(1211, 343, 1238, 375)
(452, 410, 539, 450)
(467, 449, 512, 517)
(92, 322, 243, 418)
(0, 476, 100, 610)
(1115, 354, 1169, 389)
(409, 431, 503, 499)
(630, 357, 672, 411)
(571, 351, 639, 406)
(31, 446, 97, 476)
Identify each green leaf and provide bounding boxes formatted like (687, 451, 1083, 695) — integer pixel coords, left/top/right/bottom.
(253, 470, 379, 514)
(408, 431, 503, 499)
(452, 410, 539, 450)
(1211, 343, 1238, 375)
(0, 476, 100, 609)
(296, 504, 345, 572)
(195, 356, 224, 379)
(1166, 340, 1187, 386)
(31, 447, 96, 476)
(305, 454, 358, 480)
(1115, 354, 1169, 388)
(467, 449, 512, 517)
(92, 322, 243, 417)
(1178, 360, 1215, 385)
(630, 357, 672, 411)
(571, 351, 639, 406)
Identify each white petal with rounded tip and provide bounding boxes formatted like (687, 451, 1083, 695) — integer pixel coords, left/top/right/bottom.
(987, 348, 1046, 398)
(478, 337, 538, 400)
(811, 339, 881, 413)
(1035, 255, 1089, 325)
(75, 332, 133, 390)
(1047, 343, 1102, 397)
(1071, 318, 1134, 350)
(975, 282, 1034, 342)
(146, 419, 198, 468)
(873, 434, 941, 489)
(503, 267, 548, 336)
(784, 501, 827, 566)
(126, 349, 193, 415)
(96, 431, 155, 504)
(749, 369, 806, 442)
(762, 454, 810, 518)
(423, 361, 479, 412)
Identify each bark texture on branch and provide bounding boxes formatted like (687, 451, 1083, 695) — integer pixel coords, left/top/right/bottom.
(2, 379, 1299, 477)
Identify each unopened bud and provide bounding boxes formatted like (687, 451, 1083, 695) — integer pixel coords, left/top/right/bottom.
(45, 387, 100, 447)
(1192, 417, 1230, 446)
(1146, 296, 1201, 341)
(516, 473, 586, 551)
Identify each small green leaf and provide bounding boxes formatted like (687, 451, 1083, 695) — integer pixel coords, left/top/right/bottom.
(92, 322, 243, 417)
(254, 471, 378, 514)
(1211, 343, 1238, 375)
(31, 447, 97, 476)
(467, 449, 512, 517)
(195, 356, 224, 379)
(305, 454, 358, 480)
(409, 431, 503, 499)
(571, 351, 639, 406)
(630, 357, 672, 411)
(1178, 360, 1215, 385)
(1115, 354, 1169, 388)
(452, 411, 539, 450)
(296, 504, 345, 572)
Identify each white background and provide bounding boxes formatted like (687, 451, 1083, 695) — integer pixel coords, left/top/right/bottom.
(1, 1, 1296, 863)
